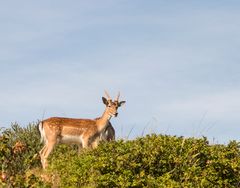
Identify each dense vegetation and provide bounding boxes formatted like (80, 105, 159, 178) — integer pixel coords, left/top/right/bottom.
(1, 123, 240, 187)
(0, 123, 49, 187)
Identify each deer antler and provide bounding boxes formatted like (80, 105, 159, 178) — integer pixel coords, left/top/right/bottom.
(104, 90, 111, 100)
(115, 91, 120, 101)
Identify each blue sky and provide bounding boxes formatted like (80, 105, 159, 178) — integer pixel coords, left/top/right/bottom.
(1, 1, 240, 143)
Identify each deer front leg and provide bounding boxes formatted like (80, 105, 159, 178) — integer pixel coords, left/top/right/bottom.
(78, 143, 83, 154)
(91, 137, 100, 149)
(82, 136, 90, 149)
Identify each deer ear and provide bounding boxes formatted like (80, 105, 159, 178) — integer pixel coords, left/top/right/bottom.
(118, 101, 126, 107)
(102, 97, 108, 105)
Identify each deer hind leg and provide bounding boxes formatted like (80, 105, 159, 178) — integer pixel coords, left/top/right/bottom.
(39, 145, 46, 156)
(39, 144, 47, 167)
(40, 141, 56, 169)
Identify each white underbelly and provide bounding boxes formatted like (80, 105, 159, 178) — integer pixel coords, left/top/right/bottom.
(60, 135, 82, 144)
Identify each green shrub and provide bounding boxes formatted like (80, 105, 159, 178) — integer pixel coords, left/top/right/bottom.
(1, 123, 240, 187)
(49, 134, 240, 187)
(0, 122, 49, 187)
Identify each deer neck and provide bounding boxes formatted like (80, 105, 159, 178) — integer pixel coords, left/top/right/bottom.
(96, 110, 111, 132)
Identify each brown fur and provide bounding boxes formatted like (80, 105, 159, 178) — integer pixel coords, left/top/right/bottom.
(43, 117, 98, 136)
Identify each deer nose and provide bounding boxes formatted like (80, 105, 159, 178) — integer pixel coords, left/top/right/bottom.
(115, 113, 118, 117)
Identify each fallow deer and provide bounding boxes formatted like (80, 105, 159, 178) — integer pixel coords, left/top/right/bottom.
(38, 91, 125, 169)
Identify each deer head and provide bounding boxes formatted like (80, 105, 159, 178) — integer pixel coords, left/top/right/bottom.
(102, 91, 126, 118)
